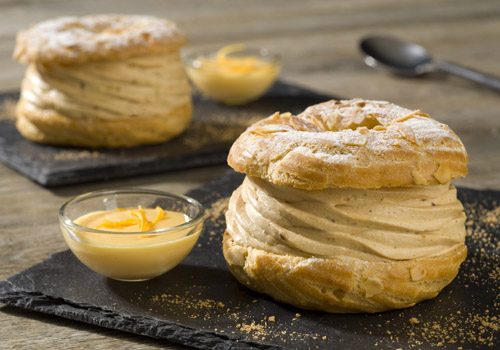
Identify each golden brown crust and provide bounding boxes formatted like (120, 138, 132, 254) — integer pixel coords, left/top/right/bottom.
(228, 99, 468, 190)
(223, 231, 467, 313)
(14, 15, 186, 65)
(16, 100, 192, 148)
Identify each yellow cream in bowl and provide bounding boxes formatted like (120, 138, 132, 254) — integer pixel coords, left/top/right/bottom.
(186, 44, 280, 105)
(61, 206, 202, 281)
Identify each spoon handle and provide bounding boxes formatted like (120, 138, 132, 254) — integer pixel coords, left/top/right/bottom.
(435, 60, 500, 92)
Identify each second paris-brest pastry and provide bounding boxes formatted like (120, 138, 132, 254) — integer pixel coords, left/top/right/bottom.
(224, 99, 468, 313)
(14, 15, 192, 147)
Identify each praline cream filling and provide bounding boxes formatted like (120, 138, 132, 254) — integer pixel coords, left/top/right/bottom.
(226, 176, 466, 262)
(20, 52, 191, 119)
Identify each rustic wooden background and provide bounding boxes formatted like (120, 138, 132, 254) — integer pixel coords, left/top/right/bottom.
(1, 0, 499, 348)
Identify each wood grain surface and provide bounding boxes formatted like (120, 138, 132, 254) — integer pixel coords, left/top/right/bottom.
(1, 0, 499, 348)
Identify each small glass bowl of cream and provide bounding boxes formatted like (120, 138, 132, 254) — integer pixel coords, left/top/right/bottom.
(184, 44, 281, 105)
(59, 188, 204, 282)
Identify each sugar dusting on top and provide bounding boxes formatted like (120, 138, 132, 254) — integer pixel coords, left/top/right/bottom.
(232, 99, 468, 188)
(14, 15, 186, 65)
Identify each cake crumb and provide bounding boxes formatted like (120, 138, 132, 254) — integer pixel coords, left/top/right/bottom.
(409, 317, 420, 325)
(204, 197, 229, 221)
(239, 321, 266, 338)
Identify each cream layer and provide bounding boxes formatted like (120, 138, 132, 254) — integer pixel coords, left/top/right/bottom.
(226, 176, 466, 261)
(20, 52, 191, 119)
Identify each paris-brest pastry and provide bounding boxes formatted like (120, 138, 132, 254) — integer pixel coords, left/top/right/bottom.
(223, 99, 468, 313)
(14, 15, 191, 147)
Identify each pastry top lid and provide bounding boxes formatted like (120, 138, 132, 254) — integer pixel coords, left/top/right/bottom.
(14, 14, 186, 66)
(228, 99, 468, 190)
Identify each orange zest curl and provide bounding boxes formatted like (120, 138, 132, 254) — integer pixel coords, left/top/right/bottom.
(97, 206, 167, 232)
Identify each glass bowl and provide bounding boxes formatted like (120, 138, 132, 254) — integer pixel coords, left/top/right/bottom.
(183, 46, 281, 105)
(59, 188, 204, 281)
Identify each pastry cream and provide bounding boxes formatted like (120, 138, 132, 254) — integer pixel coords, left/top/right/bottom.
(62, 207, 202, 281)
(186, 44, 280, 105)
(21, 52, 191, 120)
(226, 177, 466, 262)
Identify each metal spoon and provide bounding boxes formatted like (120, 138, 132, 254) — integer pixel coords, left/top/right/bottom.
(360, 36, 500, 92)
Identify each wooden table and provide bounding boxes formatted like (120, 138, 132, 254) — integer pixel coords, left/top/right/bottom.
(1, 0, 499, 348)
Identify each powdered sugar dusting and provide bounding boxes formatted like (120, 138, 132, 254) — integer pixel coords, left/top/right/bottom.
(14, 15, 185, 65)
(228, 99, 468, 189)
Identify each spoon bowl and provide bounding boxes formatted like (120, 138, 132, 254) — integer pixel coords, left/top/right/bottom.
(359, 35, 500, 92)
(360, 36, 434, 76)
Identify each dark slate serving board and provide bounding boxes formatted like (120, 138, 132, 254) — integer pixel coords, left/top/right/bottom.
(0, 82, 334, 187)
(0, 172, 499, 349)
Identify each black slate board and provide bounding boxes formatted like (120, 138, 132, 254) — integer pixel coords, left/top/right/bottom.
(1, 172, 499, 349)
(0, 82, 334, 187)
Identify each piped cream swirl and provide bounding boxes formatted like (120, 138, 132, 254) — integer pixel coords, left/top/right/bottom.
(226, 177, 466, 261)
(20, 52, 191, 120)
